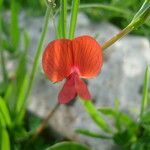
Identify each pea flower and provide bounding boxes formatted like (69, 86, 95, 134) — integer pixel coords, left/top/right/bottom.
(42, 35, 103, 104)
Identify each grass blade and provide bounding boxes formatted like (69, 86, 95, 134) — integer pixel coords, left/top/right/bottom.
(68, 0, 80, 39)
(0, 0, 3, 8)
(60, 0, 67, 38)
(57, 15, 63, 38)
(82, 100, 111, 133)
(25, 5, 52, 100)
(0, 127, 10, 150)
(140, 66, 149, 118)
(0, 97, 12, 127)
(46, 142, 89, 150)
(76, 128, 112, 139)
(10, 0, 20, 50)
(16, 32, 29, 94)
(15, 74, 29, 123)
(79, 3, 130, 15)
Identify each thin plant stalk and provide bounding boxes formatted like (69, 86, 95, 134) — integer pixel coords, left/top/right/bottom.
(69, 0, 80, 39)
(25, 6, 52, 99)
(140, 66, 149, 118)
(102, 25, 133, 50)
(32, 103, 60, 139)
(0, 51, 8, 82)
(60, 0, 67, 38)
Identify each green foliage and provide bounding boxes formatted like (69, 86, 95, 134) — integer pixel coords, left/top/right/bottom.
(0, 97, 12, 127)
(46, 142, 89, 150)
(82, 101, 111, 133)
(68, 0, 80, 39)
(0, 0, 3, 8)
(60, 0, 67, 38)
(128, 0, 150, 31)
(1, 0, 22, 53)
(0, 127, 10, 150)
(78, 67, 150, 150)
(10, 0, 20, 50)
(76, 128, 112, 139)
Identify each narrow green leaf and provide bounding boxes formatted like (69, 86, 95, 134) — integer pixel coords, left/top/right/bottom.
(140, 66, 149, 118)
(79, 3, 130, 15)
(23, 30, 30, 51)
(68, 0, 80, 39)
(98, 106, 135, 131)
(16, 32, 29, 93)
(4, 82, 13, 104)
(46, 142, 89, 150)
(15, 74, 29, 118)
(15, 74, 30, 124)
(82, 100, 111, 133)
(0, 128, 10, 150)
(0, 81, 8, 96)
(0, 111, 5, 127)
(0, 97, 12, 127)
(15, 108, 25, 125)
(57, 16, 63, 38)
(0, 0, 3, 8)
(10, 0, 20, 49)
(132, 0, 150, 21)
(60, 0, 67, 38)
(76, 128, 112, 139)
(25, 6, 52, 100)
(98, 107, 116, 116)
(129, 0, 150, 28)
(0, 51, 8, 82)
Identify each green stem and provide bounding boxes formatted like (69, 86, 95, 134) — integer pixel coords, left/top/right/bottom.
(140, 66, 149, 118)
(32, 103, 60, 139)
(60, 0, 67, 38)
(25, 6, 52, 99)
(69, 0, 80, 39)
(102, 25, 133, 50)
(0, 51, 8, 82)
(82, 100, 111, 133)
(102, 0, 150, 50)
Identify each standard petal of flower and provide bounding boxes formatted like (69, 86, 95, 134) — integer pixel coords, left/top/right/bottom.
(72, 35, 103, 78)
(74, 73, 91, 100)
(58, 76, 76, 104)
(42, 39, 73, 82)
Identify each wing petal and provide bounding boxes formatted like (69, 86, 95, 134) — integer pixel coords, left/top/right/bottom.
(42, 39, 73, 82)
(72, 35, 103, 78)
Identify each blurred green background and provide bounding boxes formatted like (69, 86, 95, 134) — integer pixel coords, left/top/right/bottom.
(2, 0, 150, 37)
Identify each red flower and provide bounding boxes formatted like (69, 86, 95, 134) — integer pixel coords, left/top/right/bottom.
(42, 35, 103, 104)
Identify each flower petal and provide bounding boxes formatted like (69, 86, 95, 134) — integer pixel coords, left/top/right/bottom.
(74, 73, 91, 100)
(42, 39, 73, 82)
(58, 75, 76, 104)
(72, 35, 103, 78)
